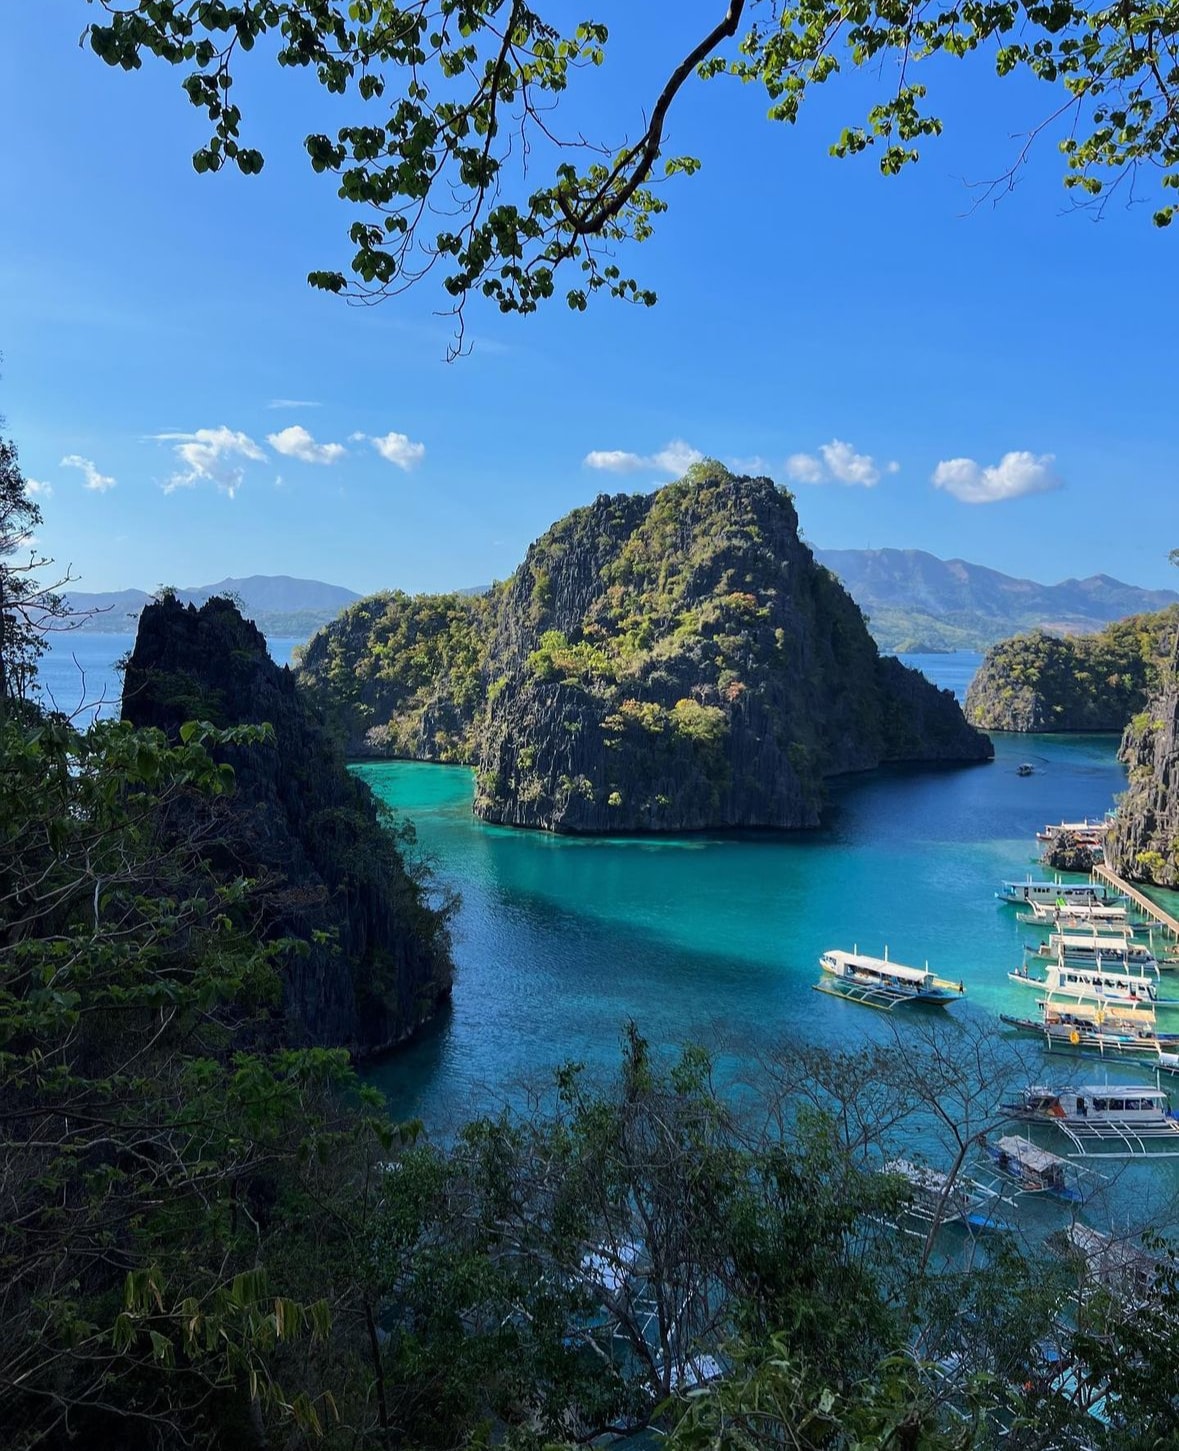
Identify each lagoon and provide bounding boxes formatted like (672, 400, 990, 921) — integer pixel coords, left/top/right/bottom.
(358, 655, 1136, 1129)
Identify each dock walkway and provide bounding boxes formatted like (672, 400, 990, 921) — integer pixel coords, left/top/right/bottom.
(1093, 864, 1179, 941)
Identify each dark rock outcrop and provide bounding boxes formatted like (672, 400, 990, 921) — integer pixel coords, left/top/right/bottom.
(122, 596, 453, 1052)
(1108, 631, 1179, 888)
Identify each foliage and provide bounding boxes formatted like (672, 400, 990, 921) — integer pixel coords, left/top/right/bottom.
(85, 1, 1179, 348)
(0, 431, 69, 709)
(965, 608, 1179, 731)
(0, 709, 401, 1446)
(298, 588, 493, 761)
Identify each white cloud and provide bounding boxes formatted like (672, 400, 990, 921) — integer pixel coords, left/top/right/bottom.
(785, 452, 825, 485)
(267, 424, 347, 465)
(357, 430, 426, 471)
(583, 439, 704, 476)
(60, 455, 116, 493)
(152, 426, 266, 498)
(26, 478, 53, 498)
(584, 449, 645, 472)
(931, 450, 1061, 504)
(786, 439, 895, 487)
(267, 398, 321, 409)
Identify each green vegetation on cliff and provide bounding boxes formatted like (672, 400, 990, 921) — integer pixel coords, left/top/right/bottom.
(1109, 628, 1179, 887)
(298, 588, 493, 760)
(964, 608, 1179, 732)
(301, 464, 991, 833)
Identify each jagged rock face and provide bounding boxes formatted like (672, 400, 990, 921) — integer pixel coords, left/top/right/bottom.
(472, 470, 992, 832)
(964, 611, 1179, 732)
(1109, 633, 1179, 887)
(123, 596, 453, 1053)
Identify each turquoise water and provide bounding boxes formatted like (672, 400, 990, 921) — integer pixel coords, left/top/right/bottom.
(358, 657, 1142, 1129)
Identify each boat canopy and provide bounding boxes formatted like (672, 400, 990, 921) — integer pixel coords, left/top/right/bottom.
(828, 953, 932, 984)
(994, 1136, 1068, 1172)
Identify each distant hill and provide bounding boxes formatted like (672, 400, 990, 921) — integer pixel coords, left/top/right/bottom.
(66, 575, 362, 640)
(813, 548, 1179, 653)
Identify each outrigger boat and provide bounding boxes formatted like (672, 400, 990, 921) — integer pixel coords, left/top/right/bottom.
(1052, 1223, 1161, 1303)
(884, 1159, 1008, 1234)
(1036, 818, 1114, 850)
(1031, 932, 1158, 972)
(814, 948, 966, 1011)
(1001, 1083, 1179, 1157)
(982, 1135, 1087, 1201)
(1000, 1000, 1179, 1071)
(1007, 961, 1166, 1006)
(997, 877, 1126, 907)
(1017, 900, 1133, 930)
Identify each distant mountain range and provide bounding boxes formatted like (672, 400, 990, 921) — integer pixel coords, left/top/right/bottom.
(65, 576, 361, 639)
(65, 554, 1179, 654)
(813, 549, 1179, 653)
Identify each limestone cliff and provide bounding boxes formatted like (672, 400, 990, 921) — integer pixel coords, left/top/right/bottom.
(471, 469, 991, 831)
(1108, 630, 1179, 887)
(301, 464, 991, 833)
(964, 610, 1179, 732)
(122, 596, 453, 1053)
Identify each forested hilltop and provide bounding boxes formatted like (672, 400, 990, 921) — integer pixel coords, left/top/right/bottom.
(299, 464, 991, 832)
(963, 609, 1179, 732)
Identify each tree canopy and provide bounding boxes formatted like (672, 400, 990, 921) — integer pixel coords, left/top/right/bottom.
(85, 0, 1178, 349)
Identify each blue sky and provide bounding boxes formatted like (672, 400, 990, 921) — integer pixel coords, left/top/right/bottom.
(2, 2, 1177, 596)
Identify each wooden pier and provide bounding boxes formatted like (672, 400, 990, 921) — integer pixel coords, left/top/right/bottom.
(1093, 863, 1179, 941)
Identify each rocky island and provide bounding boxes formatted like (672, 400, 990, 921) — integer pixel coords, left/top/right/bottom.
(300, 464, 992, 832)
(123, 594, 454, 1053)
(963, 608, 1179, 732)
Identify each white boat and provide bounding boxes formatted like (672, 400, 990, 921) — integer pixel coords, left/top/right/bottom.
(1007, 961, 1161, 1006)
(814, 948, 965, 1011)
(983, 1135, 1086, 1202)
(1020, 900, 1131, 929)
(998, 877, 1125, 907)
(884, 1158, 1007, 1233)
(1036, 819, 1113, 848)
(1001, 1082, 1179, 1156)
(1034, 932, 1158, 972)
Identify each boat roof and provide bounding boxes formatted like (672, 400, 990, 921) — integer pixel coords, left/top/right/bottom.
(1050, 933, 1145, 949)
(1025, 1083, 1169, 1099)
(883, 1157, 947, 1190)
(824, 951, 932, 983)
(1041, 1000, 1156, 1024)
(994, 1137, 1070, 1171)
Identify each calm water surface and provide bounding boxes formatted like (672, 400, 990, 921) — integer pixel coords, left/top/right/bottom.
(358, 655, 1146, 1130)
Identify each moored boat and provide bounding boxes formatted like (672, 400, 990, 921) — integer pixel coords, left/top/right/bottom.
(884, 1158, 1007, 1233)
(1007, 961, 1163, 1006)
(1000, 1001, 1179, 1075)
(1019, 900, 1132, 930)
(1032, 932, 1158, 972)
(998, 877, 1125, 907)
(1001, 1083, 1179, 1151)
(814, 948, 965, 1011)
(983, 1135, 1086, 1201)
